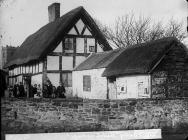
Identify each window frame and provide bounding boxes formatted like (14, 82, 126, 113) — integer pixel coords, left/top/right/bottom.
(89, 45, 95, 52)
(83, 75, 91, 92)
(64, 38, 73, 51)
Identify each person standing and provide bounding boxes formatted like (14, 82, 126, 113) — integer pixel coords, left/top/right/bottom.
(13, 83, 18, 97)
(37, 84, 42, 97)
(19, 82, 25, 97)
(56, 82, 66, 98)
(46, 81, 53, 98)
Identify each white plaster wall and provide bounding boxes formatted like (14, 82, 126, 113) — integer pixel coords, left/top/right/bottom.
(84, 28, 92, 36)
(76, 38, 84, 53)
(33, 64, 36, 74)
(53, 42, 62, 52)
(73, 68, 107, 99)
(97, 43, 103, 53)
(31, 74, 42, 87)
(39, 62, 43, 72)
(47, 56, 59, 70)
(13, 68, 16, 75)
(68, 27, 77, 35)
(62, 56, 73, 70)
(116, 75, 151, 99)
(26, 66, 29, 73)
(75, 56, 86, 67)
(36, 63, 39, 73)
(17, 75, 22, 83)
(65, 87, 73, 98)
(76, 19, 85, 34)
(29, 65, 32, 73)
(47, 73, 60, 87)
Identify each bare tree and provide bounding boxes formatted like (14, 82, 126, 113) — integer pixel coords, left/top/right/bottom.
(96, 14, 186, 48)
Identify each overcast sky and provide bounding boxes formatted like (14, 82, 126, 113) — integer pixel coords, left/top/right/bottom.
(0, 0, 187, 46)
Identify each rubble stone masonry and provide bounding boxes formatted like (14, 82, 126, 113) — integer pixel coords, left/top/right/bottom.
(1, 98, 188, 137)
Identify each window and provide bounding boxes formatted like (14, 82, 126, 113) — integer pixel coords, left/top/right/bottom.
(89, 46, 95, 52)
(83, 75, 91, 91)
(117, 80, 127, 94)
(64, 38, 73, 50)
(62, 73, 72, 87)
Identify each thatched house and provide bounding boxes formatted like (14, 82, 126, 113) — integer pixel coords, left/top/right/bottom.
(73, 37, 188, 99)
(5, 3, 112, 97)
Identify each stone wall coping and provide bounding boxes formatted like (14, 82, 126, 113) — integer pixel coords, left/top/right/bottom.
(1, 97, 188, 103)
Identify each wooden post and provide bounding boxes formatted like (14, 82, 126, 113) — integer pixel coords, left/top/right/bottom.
(73, 37, 76, 68)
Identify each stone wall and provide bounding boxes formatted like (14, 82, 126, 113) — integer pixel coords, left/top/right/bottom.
(151, 44, 188, 98)
(1, 98, 188, 137)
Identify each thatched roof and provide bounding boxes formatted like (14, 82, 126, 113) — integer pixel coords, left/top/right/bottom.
(5, 6, 111, 68)
(74, 37, 187, 77)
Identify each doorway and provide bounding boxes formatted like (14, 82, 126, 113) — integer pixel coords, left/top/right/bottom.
(107, 77, 117, 99)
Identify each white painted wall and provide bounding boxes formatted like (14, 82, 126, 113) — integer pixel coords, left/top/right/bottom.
(97, 42, 103, 53)
(76, 19, 85, 34)
(73, 68, 107, 99)
(47, 73, 60, 87)
(47, 56, 59, 70)
(53, 42, 62, 52)
(75, 56, 86, 67)
(31, 74, 42, 86)
(39, 62, 43, 72)
(76, 38, 84, 53)
(84, 28, 92, 36)
(116, 75, 151, 99)
(62, 56, 73, 70)
(68, 27, 77, 35)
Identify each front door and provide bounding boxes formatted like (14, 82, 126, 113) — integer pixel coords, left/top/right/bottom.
(108, 77, 117, 99)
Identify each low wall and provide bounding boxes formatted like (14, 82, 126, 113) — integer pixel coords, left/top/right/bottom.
(1, 98, 188, 135)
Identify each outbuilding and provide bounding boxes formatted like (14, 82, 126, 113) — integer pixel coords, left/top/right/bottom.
(73, 37, 188, 99)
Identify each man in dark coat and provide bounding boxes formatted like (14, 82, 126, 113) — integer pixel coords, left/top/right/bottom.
(56, 82, 66, 98)
(13, 83, 19, 98)
(19, 82, 25, 97)
(46, 82, 53, 98)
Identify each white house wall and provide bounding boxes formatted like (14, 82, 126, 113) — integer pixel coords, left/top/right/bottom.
(62, 56, 73, 70)
(68, 27, 77, 35)
(76, 19, 85, 34)
(97, 43, 103, 53)
(53, 42, 62, 52)
(47, 73, 60, 87)
(84, 28, 92, 36)
(116, 75, 151, 99)
(47, 56, 59, 70)
(31, 74, 42, 87)
(76, 38, 84, 53)
(39, 62, 43, 72)
(75, 56, 86, 68)
(73, 68, 107, 99)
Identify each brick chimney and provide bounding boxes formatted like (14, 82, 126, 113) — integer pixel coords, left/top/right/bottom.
(48, 3, 60, 22)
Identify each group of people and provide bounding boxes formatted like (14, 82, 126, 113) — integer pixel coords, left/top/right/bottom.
(43, 82, 66, 98)
(8, 81, 66, 99)
(8, 82, 25, 98)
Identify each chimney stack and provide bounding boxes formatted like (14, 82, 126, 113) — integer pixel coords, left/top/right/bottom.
(48, 3, 60, 22)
